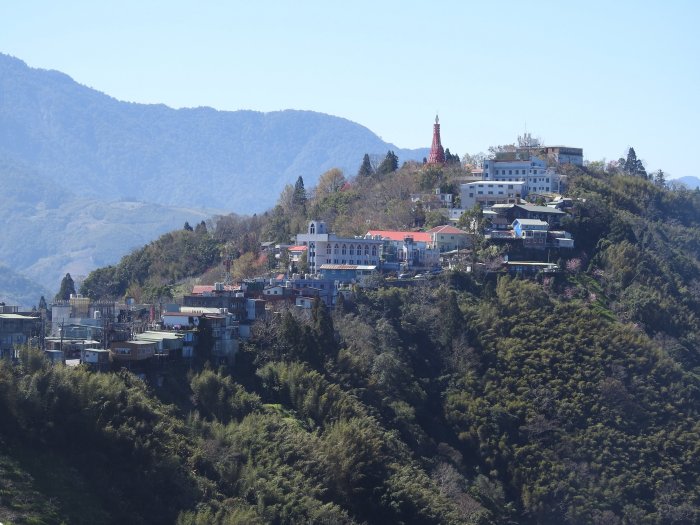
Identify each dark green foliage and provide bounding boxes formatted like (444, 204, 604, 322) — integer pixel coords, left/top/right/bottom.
(6, 154, 700, 525)
(357, 152, 374, 178)
(622, 147, 648, 178)
(54, 272, 76, 301)
(377, 150, 399, 176)
(80, 229, 219, 299)
(293, 175, 307, 209)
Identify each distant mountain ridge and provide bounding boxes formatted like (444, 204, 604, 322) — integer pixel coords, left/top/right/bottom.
(0, 53, 429, 305)
(676, 176, 700, 189)
(0, 53, 429, 213)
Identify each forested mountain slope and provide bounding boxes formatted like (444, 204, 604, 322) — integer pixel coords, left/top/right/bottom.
(0, 53, 428, 213)
(1, 166, 699, 524)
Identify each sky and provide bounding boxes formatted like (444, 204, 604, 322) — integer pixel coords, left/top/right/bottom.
(1, 0, 698, 178)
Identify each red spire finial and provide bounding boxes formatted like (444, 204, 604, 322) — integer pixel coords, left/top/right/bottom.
(428, 114, 445, 165)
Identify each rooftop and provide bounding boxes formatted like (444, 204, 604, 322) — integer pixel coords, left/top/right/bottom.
(427, 225, 468, 235)
(514, 219, 549, 226)
(320, 264, 377, 271)
(191, 284, 239, 294)
(366, 230, 432, 243)
(515, 204, 565, 215)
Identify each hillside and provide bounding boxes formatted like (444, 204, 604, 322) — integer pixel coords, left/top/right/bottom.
(1, 161, 693, 524)
(0, 53, 430, 303)
(0, 159, 213, 304)
(0, 53, 429, 213)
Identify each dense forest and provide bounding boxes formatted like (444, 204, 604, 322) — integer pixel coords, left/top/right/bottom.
(2, 157, 700, 524)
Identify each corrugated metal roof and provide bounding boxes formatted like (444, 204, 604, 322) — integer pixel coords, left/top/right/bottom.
(0, 313, 37, 320)
(515, 204, 565, 214)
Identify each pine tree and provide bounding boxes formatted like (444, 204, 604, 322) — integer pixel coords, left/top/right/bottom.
(357, 153, 373, 178)
(654, 169, 666, 187)
(194, 220, 208, 235)
(38, 295, 47, 311)
(55, 273, 76, 301)
(377, 150, 399, 176)
(183, 221, 193, 231)
(293, 176, 307, 209)
(623, 147, 647, 178)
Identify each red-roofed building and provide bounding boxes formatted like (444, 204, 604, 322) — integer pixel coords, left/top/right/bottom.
(366, 230, 432, 243)
(366, 230, 439, 270)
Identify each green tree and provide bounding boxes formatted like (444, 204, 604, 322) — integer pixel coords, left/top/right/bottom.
(55, 273, 76, 301)
(623, 147, 647, 178)
(183, 221, 193, 231)
(357, 153, 374, 178)
(293, 176, 307, 210)
(377, 150, 399, 176)
(654, 169, 666, 187)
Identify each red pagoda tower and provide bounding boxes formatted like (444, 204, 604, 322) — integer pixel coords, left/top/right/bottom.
(427, 115, 445, 165)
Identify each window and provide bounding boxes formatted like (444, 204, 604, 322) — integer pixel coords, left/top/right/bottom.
(372, 246, 377, 256)
(349, 245, 355, 256)
(364, 245, 369, 256)
(509, 170, 512, 175)
(334, 244, 339, 255)
(508, 184, 513, 189)
(326, 244, 331, 254)
(310, 224, 315, 234)
(469, 193, 474, 197)
(342, 244, 347, 255)
(478, 191, 483, 195)
(515, 169, 519, 174)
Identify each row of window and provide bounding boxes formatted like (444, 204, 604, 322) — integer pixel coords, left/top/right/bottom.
(323, 244, 378, 256)
(495, 169, 542, 175)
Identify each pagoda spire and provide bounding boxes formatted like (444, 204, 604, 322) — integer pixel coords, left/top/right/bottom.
(428, 114, 445, 165)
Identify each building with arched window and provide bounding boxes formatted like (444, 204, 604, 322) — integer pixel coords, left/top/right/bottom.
(296, 221, 383, 273)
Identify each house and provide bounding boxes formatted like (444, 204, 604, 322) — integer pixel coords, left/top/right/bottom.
(0, 312, 41, 359)
(183, 284, 246, 320)
(135, 331, 184, 358)
(547, 231, 575, 249)
(81, 347, 111, 371)
(286, 245, 308, 264)
(110, 340, 156, 362)
(511, 204, 566, 227)
(296, 221, 383, 274)
(295, 296, 316, 309)
(366, 230, 439, 270)
(426, 225, 470, 252)
(460, 181, 526, 209)
(482, 154, 560, 194)
(512, 218, 549, 247)
(503, 261, 559, 275)
(319, 264, 378, 287)
(410, 188, 454, 209)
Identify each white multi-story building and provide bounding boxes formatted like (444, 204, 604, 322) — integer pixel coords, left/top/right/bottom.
(482, 156, 559, 194)
(296, 221, 383, 274)
(460, 181, 526, 209)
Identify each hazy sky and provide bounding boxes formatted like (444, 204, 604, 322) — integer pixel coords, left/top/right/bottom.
(1, 1, 698, 178)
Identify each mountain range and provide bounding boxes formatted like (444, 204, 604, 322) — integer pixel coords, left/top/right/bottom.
(0, 53, 428, 305)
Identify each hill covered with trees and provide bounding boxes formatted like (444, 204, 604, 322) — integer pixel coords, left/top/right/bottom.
(2, 159, 700, 524)
(0, 53, 428, 213)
